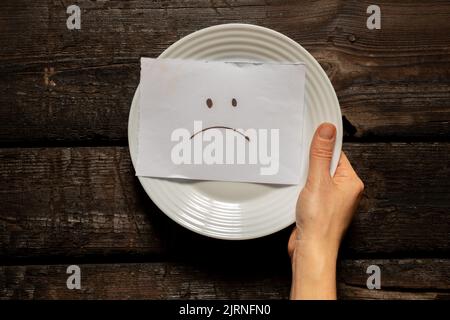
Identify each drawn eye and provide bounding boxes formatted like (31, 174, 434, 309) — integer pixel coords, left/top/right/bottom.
(206, 98, 213, 108)
(232, 98, 237, 107)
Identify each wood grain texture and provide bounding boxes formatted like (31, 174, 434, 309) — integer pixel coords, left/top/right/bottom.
(1, 0, 449, 145)
(1, 143, 449, 260)
(1, 259, 449, 300)
(1, 1, 449, 300)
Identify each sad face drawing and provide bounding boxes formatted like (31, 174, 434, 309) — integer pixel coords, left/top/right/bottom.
(190, 98, 250, 142)
(137, 58, 306, 184)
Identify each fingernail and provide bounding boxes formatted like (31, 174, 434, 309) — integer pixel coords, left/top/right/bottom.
(318, 123, 336, 140)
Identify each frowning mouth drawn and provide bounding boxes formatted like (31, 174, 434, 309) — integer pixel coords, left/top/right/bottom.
(190, 126, 250, 142)
(189, 97, 250, 141)
(170, 120, 279, 175)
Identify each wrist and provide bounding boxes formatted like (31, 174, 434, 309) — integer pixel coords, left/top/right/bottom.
(290, 239, 338, 300)
(292, 238, 339, 263)
(295, 229, 341, 255)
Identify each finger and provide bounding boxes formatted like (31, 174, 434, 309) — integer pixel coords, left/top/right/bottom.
(307, 123, 336, 183)
(338, 151, 351, 168)
(334, 152, 357, 178)
(287, 227, 298, 258)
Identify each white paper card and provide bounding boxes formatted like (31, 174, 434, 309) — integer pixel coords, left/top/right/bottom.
(136, 58, 306, 184)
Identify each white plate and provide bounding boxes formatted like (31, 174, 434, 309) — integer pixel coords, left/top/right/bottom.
(128, 24, 342, 240)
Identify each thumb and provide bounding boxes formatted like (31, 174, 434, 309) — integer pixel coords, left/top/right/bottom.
(307, 123, 336, 183)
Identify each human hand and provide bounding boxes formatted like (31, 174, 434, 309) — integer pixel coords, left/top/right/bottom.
(293, 122, 364, 249)
(289, 122, 364, 299)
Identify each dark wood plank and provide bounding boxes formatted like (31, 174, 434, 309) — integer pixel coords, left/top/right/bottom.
(339, 259, 450, 291)
(1, 259, 448, 299)
(1, 0, 449, 144)
(344, 142, 450, 255)
(1, 143, 449, 260)
(338, 259, 450, 299)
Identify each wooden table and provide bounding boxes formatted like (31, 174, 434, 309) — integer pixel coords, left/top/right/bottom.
(1, 0, 449, 300)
